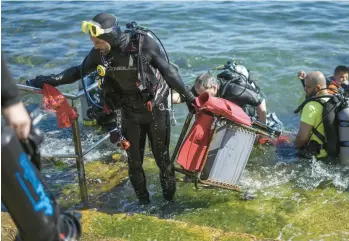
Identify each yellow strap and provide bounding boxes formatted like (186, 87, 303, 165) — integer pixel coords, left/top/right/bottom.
(98, 79, 102, 89)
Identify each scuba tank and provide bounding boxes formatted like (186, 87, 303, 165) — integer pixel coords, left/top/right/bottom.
(79, 72, 96, 123)
(337, 99, 349, 165)
(79, 70, 118, 130)
(79, 71, 105, 126)
(1, 125, 81, 241)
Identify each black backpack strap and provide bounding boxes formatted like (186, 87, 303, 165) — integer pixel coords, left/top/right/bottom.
(310, 99, 325, 139)
(308, 96, 341, 149)
(220, 79, 232, 97)
(134, 31, 159, 90)
(294, 95, 334, 114)
(311, 127, 326, 145)
(306, 99, 327, 148)
(136, 33, 146, 91)
(131, 28, 167, 105)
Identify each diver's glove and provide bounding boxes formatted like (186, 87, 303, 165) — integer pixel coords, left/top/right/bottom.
(184, 91, 196, 113)
(26, 74, 60, 89)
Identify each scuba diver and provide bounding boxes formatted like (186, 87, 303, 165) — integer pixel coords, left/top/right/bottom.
(172, 61, 284, 182)
(172, 61, 283, 130)
(295, 71, 330, 159)
(2, 52, 81, 241)
(26, 13, 196, 204)
(294, 71, 349, 165)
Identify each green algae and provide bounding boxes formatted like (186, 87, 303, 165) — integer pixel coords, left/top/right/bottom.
(1, 214, 17, 241)
(1, 211, 258, 241)
(79, 210, 258, 241)
(11, 55, 35, 67)
(173, 182, 349, 240)
(82, 211, 213, 241)
(57, 158, 129, 208)
(77, 157, 349, 240)
(53, 160, 70, 169)
(2, 153, 348, 241)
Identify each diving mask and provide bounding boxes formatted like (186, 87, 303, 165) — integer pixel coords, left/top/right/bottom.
(81, 20, 115, 37)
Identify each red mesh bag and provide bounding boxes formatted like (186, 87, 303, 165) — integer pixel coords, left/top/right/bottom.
(42, 84, 79, 128)
(257, 135, 291, 146)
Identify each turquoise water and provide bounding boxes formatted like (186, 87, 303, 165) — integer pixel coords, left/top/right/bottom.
(2, 0, 349, 212)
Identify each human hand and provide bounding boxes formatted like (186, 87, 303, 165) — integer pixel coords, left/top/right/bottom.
(298, 70, 306, 80)
(26, 75, 58, 89)
(185, 91, 196, 113)
(3, 102, 31, 140)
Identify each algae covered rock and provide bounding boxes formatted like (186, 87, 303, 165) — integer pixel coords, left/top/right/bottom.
(79, 210, 258, 241)
(1, 213, 17, 241)
(1, 211, 257, 241)
(2, 155, 349, 241)
(58, 159, 129, 207)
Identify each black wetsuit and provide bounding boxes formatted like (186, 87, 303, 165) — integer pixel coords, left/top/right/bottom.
(2, 52, 81, 241)
(27, 31, 193, 202)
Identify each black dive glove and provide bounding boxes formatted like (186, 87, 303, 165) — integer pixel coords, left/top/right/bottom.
(26, 75, 60, 89)
(184, 91, 196, 113)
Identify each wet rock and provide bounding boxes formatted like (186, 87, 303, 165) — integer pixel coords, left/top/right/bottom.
(3, 154, 348, 241)
(56, 160, 129, 207)
(241, 192, 256, 200)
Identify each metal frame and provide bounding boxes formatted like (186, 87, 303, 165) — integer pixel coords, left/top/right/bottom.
(17, 83, 113, 206)
(173, 113, 278, 192)
(173, 117, 242, 192)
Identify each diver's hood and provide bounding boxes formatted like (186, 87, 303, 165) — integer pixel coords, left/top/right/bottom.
(98, 28, 123, 48)
(92, 13, 123, 47)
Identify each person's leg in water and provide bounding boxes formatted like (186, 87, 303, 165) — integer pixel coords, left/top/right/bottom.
(148, 106, 176, 202)
(123, 117, 150, 204)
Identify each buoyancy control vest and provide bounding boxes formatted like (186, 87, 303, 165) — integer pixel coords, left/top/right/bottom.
(97, 23, 171, 112)
(294, 94, 349, 164)
(216, 64, 262, 118)
(217, 66, 261, 95)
